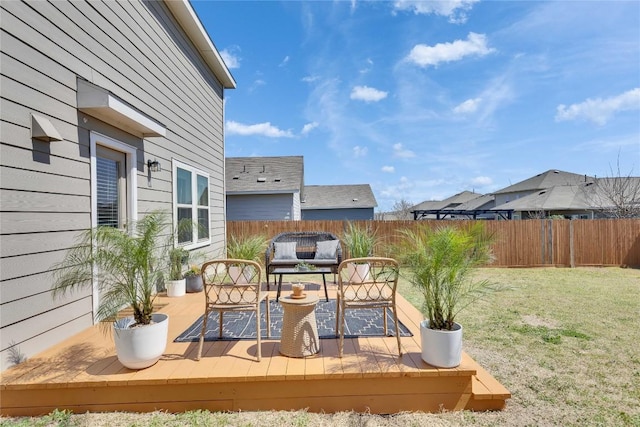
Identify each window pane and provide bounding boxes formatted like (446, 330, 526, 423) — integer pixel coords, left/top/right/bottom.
(96, 157, 119, 228)
(198, 208, 209, 240)
(176, 168, 192, 204)
(177, 208, 192, 244)
(197, 175, 208, 206)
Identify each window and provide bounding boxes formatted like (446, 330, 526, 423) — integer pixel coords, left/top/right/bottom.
(173, 160, 210, 249)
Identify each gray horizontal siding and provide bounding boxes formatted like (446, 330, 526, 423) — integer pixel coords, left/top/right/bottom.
(0, 0, 228, 371)
(302, 208, 375, 221)
(226, 194, 296, 221)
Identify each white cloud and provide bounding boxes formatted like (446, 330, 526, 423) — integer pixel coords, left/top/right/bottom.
(220, 47, 241, 69)
(406, 32, 495, 68)
(453, 98, 481, 114)
(350, 85, 388, 102)
(279, 56, 290, 67)
(301, 122, 319, 135)
(555, 88, 640, 126)
(393, 0, 479, 24)
(393, 143, 416, 158)
(471, 176, 493, 186)
(302, 75, 320, 83)
(226, 121, 294, 138)
(382, 166, 395, 173)
(353, 145, 369, 157)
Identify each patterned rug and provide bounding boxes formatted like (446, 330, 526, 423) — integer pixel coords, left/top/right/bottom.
(174, 299, 412, 342)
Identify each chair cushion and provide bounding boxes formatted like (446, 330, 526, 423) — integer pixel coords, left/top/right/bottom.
(314, 240, 340, 260)
(273, 242, 298, 260)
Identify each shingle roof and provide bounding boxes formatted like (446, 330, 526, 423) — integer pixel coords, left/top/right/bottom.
(411, 191, 482, 211)
(225, 156, 303, 194)
(301, 184, 377, 209)
(493, 184, 592, 211)
(448, 193, 495, 211)
(493, 170, 593, 195)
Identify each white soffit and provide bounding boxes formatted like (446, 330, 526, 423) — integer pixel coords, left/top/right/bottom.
(31, 114, 63, 142)
(77, 80, 167, 138)
(163, 0, 236, 89)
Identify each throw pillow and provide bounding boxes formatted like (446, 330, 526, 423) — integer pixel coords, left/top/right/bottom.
(314, 240, 340, 260)
(274, 242, 298, 260)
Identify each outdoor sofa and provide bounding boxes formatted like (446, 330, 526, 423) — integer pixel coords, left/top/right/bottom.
(264, 231, 342, 286)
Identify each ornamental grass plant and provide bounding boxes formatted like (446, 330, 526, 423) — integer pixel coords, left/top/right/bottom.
(342, 221, 377, 258)
(226, 234, 268, 263)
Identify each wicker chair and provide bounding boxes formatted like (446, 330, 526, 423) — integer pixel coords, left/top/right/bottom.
(335, 257, 402, 358)
(265, 231, 342, 286)
(196, 259, 270, 362)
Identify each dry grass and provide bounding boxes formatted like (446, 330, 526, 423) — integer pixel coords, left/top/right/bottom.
(2, 267, 639, 427)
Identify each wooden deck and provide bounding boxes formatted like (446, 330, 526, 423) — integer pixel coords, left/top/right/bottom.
(0, 281, 510, 416)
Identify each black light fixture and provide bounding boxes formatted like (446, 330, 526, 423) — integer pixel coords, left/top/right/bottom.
(147, 159, 161, 172)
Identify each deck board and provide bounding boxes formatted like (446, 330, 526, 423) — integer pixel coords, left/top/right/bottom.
(0, 281, 510, 416)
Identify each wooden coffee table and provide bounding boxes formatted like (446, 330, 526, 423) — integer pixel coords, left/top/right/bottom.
(279, 294, 320, 357)
(272, 267, 331, 301)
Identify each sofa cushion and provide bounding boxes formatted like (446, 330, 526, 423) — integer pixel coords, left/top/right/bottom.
(314, 240, 340, 260)
(273, 241, 299, 260)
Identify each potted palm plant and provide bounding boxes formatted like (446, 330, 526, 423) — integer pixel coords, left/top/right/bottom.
(396, 222, 496, 368)
(342, 221, 377, 283)
(51, 211, 170, 370)
(226, 234, 267, 283)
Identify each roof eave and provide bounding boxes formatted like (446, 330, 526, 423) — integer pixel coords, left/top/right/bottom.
(163, 0, 237, 89)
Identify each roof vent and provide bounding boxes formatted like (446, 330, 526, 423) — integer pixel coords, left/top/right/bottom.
(257, 177, 266, 182)
(539, 190, 546, 195)
(352, 198, 358, 202)
(233, 175, 239, 180)
(274, 178, 281, 182)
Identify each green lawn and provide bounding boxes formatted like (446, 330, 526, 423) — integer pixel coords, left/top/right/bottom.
(2, 267, 639, 427)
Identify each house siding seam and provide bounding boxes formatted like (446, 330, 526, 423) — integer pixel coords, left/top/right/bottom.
(0, 0, 229, 371)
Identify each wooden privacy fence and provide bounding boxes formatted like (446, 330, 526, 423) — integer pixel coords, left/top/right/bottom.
(227, 219, 640, 268)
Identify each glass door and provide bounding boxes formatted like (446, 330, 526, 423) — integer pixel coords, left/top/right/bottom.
(96, 145, 128, 229)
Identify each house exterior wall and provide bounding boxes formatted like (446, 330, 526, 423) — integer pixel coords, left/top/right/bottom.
(0, 0, 228, 371)
(301, 208, 374, 221)
(226, 194, 297, 221)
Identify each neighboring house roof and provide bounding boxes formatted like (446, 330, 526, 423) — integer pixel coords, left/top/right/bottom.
(226, 156, 303, 194)
(411, 191, 482, 211)
(302, 185, 377, 210)
(493, 184, 593, 212)
(164, 0, 236, 89)
(493, 169, 593, 195)
(449, 194, 495, 211)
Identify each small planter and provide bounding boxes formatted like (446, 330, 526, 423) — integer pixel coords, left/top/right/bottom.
(228, 265, 250, 284)
(346, 262, 370, 283)
(420, 320, 462, 368)
(185, 275, 203, 293)
(165, 279, 186, 297)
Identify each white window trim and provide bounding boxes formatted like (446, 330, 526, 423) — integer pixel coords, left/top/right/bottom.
(89, 131, 138, 322)
(172, 159, 211, 250)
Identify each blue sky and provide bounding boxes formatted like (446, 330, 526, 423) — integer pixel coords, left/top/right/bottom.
(192, 0, 640, 212)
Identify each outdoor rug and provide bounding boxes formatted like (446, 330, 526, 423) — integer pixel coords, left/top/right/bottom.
(174, 299, 412, 342)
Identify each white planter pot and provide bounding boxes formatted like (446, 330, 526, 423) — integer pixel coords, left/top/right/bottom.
(228, 265, 250, 284)
(347, 262, 370, 283)
(166, 279, 186, 297)
(113, 313, 169, 370)
(420, 320, 462, 368)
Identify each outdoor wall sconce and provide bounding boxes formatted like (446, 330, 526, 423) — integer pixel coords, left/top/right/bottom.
(147, 159, 162, 172)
